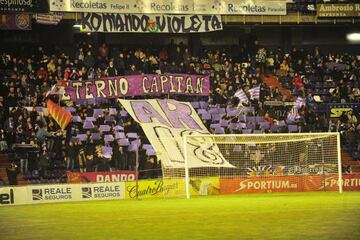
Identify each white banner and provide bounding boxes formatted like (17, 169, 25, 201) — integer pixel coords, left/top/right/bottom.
(0, 182, 126, 206)
(119, 99, 234, 168)
(80, 13, 222, 33)
(50, 0, 287, 15)
(0, 187, 28, 206)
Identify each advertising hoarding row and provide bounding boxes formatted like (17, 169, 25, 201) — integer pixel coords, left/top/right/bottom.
(0, 182, 125, 206)
(1, 174, 359, 206)
(49, 0, 286, 16)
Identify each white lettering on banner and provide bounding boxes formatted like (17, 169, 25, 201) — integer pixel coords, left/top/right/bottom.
(327, 177, 360, 187)
(49, 0, 287, 15)
(237, 180, 298, 191)
(31, 186, 73, 201)
(96, 173, 135, 182)
(119, 99, 235, 168)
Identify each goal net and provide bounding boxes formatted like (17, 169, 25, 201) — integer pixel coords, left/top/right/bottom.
(161, 133, 342, 198)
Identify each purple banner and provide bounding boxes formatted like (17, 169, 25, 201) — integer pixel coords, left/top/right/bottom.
(62, 74, 209, 102)
(0, 14, 31, 30)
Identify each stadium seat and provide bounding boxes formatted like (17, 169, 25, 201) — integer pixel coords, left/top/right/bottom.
(91, 132, 102, 140)
(259, 122, 270, 130)
(288, 125, 298, 133)
(191, 102, 200, 109)
(72, 116, 82, 122)
(76, 134, 87, 142)
(197, 109, 208, 115)
(212, 114, 221, 122)
(214, 126, 225, 134)
(146, 148, 156, 156)
(120, 110, 128, 117)
(242, 129, 252, 134)
(201, 113, 211, 120)
(199, 101, 208, 109)
(114, 125, 124, 131)
(94, 109, 104, 115)
(118, 138, 130, 146)
(85, 117, 96, 122)
(220, 119, 228, 127)
(83, 121, 95, 129)
(99, 125, 111, 132)
(127, 132, 139, 139)
(115, 132, 125, 139)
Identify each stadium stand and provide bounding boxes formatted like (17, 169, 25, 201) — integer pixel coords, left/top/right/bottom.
(0, 40, 359, 185)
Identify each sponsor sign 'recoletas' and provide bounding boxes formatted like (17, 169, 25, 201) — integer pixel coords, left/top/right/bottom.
(49, 0, 286, 15)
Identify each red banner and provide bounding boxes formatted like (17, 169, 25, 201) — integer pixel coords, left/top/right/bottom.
(323, 174, 360, 191)
(220, 176, 324, 194)
(0, 14, 31, 30)
(220, 174, 360, 194)
(47, 99, 72, 130)
(67, 171, 137, 183)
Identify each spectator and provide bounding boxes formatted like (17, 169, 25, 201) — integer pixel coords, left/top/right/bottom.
(38, 149, 50, 179)
(115, 52, 126, 76)
(83, 51, 95, 69)
(6, 162, 19, 185)
(78, 142, 86, 172)
(66, 141, 77, 170)
(105, 60, 117, 77)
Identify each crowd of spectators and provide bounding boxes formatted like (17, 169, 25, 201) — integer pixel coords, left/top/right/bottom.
(0, 39, 359, 185)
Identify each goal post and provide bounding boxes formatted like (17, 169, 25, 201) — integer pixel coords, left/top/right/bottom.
(181, 132, 342, 198)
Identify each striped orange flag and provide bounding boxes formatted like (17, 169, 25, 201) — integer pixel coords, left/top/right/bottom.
(47, 99, 72, 130)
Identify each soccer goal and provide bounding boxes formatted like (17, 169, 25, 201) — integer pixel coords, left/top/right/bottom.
(179, 133, 342, 198)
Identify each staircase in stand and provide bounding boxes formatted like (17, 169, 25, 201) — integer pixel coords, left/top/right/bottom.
(0, 154, 28, 186)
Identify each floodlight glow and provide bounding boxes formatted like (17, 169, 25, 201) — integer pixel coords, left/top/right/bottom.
(73, 24, 81, 28)
(347, 33, 360, 42)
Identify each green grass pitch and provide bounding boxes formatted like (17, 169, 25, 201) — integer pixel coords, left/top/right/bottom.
(1, 192, 360, 240)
